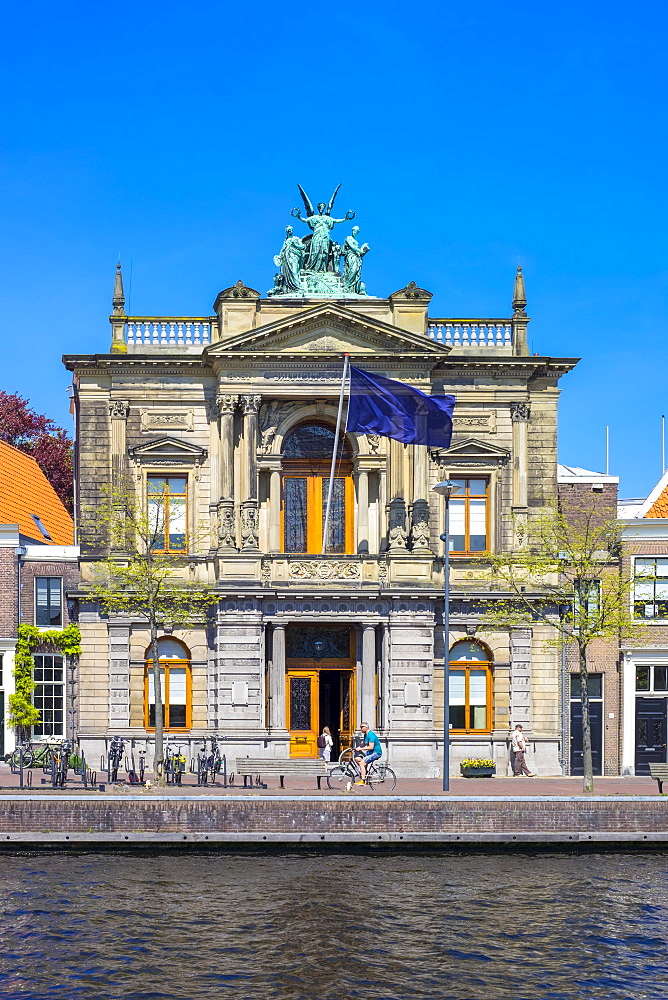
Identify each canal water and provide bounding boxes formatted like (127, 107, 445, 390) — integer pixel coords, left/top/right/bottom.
(0, 849, 666, 999)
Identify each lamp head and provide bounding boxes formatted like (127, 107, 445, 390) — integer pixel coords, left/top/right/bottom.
(432, 479, 458, 499)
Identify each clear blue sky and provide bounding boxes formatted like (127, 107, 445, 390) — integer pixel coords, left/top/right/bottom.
(1, 1, 666, 498)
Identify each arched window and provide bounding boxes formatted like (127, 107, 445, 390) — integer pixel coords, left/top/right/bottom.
(449, 640, 492, 733)
(145, 638, 191, 730)
(281, 422, 353, 554)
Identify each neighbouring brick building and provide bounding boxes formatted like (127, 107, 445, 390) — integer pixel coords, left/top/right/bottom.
(557, 464, 623, 776)
(64, 192, 582, 777)
(0, 440, 78, 753)
(620, 471, 668, 774)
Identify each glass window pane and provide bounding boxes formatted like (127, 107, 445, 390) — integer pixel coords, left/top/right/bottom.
(168, 498, 186, 550)
(450, 480, 466, 494)
(289, 676, 312, 730)
(656, 583, 668, 600)
(654, 666, 668, 691)
(449, 705, 465, 729)
(471, 705, 487, 729)
(169, 667, 186, 702)
(449, 500, 465, 552)
(450, 641, 487, 661)
(636, 666, 650, 691)
(147, 668, 165, 705)
(284, 479, 307, 552)
(148, 497, 165, 549)
(468, 479, 487, 495)
(469, 670, 487, 706)
(148, 477, 166, 495)
(570, 673, 602, 699)
(449, 672, 466, 705)
(634, 582, 654, 601)
(169, 705, 187, 728)
(656, 559, 668, 576)
(469, 499, 487, 551)
(322, 478, 345, 554)
(168, 477, 187, 493)
(283, 424, 351, 459)
(157, 639, 188, 659)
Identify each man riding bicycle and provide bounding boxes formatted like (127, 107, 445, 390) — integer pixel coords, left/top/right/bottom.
(354, 722, 382, 785)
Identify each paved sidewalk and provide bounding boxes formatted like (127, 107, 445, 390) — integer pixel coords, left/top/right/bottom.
(0, 763, 660, 797)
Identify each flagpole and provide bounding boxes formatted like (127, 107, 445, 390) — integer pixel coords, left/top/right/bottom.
(322, 353, 350, 555)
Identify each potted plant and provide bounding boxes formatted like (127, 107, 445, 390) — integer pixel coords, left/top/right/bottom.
(460, 757, 496, 778)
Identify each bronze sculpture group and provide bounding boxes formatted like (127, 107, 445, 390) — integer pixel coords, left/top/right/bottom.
(270, 184, 370, 297)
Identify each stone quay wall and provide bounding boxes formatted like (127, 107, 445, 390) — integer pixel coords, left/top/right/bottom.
(0, 795, 666, 843)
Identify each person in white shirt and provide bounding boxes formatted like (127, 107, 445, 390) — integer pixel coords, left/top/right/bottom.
(511, 724, 534, 776)
(318, 726, 333, 762)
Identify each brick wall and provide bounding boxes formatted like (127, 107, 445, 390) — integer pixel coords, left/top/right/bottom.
(0, 795, 665, 841)
(19, 560, 79, 628)
(558, 482, 618, 527)
(0, 549, 17, 639)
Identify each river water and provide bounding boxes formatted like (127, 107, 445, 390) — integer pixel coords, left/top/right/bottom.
(0, 849, 666, 999)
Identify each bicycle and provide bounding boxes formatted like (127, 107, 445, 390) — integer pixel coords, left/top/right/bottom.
(108, 737, 126, 782)
(164, 744, 186, 784)
(10, 739, 58, 770)
(327, 752, 396, 792)
(197, 738, 222, 784)
(51, 740, 71, 788)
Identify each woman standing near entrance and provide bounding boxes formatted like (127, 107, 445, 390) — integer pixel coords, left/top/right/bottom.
(318, 726, 333, 762)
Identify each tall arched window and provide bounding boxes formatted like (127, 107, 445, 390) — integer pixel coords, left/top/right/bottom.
(281, 422, 354, 554)
(145, 638, 191, 730)
(449, 640, 492, 733)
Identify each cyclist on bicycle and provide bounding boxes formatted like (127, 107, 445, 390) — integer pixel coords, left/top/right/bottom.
(354, 722, 382, 785)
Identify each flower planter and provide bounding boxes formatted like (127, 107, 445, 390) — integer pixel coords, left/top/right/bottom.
(460, 765, 496, 778)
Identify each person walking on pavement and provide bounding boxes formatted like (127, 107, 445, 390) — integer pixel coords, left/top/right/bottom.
(317, 726, 333, 762)
(512, 724, 535, 776)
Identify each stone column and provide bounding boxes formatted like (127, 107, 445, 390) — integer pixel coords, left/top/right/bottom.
(216, 394, 238, 550)
(108, 400, 130, 489)
(510, 402, 530, 509)
(269, 624, 287, 730)
(240, 394, 261, 549)
(267, 459, 282, 553)
(361, 624, 376, 726)
(356, 470, 369, 554)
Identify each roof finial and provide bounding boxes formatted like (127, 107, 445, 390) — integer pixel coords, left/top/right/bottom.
(512, 265, 527, 317)
(112, 261, 125, 315)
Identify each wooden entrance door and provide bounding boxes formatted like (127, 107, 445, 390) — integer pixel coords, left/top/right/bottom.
(286, 670, 318, 757)
(635, 698, 668, 774)
(339, 672, 353, 753)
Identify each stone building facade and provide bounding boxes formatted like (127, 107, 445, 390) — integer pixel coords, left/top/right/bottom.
(65, 255, 578, 776)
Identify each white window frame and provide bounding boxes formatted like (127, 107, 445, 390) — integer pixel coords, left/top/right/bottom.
(34, 576, 63, 629)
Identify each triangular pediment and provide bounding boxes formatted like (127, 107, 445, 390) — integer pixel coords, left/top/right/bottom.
(432, 437, 510, 464)
(129, 437, 208, 460)
(206, 303, 450, 358)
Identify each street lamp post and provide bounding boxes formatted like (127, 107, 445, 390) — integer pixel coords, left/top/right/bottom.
(432, 479, 457, 792)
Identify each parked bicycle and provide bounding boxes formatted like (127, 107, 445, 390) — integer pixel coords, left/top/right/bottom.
(10, 739, 59, 770)
(51, 740, 71, 788)
(107, 737, 126, 782)
(164, 744, 186, 784)
(196, 737, 222, 784)
(327, 752, 396, 792)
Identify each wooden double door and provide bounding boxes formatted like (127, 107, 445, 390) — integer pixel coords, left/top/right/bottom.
(287, 667, 355, 758)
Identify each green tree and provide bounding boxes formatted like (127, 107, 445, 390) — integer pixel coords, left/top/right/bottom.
(477, 506, 644, 793)
(85, 482, 218, 782)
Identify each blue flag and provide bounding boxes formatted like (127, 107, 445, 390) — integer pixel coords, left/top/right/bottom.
(347, 367, 455, 448)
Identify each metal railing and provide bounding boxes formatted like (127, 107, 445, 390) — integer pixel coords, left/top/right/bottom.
(427, 319, 513, 350)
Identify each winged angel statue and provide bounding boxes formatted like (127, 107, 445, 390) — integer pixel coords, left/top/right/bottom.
(269, 184, 370, 297)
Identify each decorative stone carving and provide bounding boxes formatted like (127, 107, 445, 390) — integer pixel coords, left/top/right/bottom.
(241, 394, 262, 416)
(218, 279, 261, 299)
(378, 560, 388, 587)
(367, 434, 380, 454)
(288, 561, 361, 581)
(109, 400, 130, 419)
(409, 499, 431, 552)
(259, 400, 299, 454)
(389, 280, 433, 300)
(217, 499, 236, 549)
(388, 497, 408, 550)
(261, 558, 272, 586)
(510, 402, 531, 422)
(216, 394, 238, 416)
(141, 409, 194, 431)
(240, 499, 259, 549)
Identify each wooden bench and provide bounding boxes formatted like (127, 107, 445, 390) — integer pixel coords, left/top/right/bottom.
(648, 763, 668, 794)
(234, 758, 330, 789)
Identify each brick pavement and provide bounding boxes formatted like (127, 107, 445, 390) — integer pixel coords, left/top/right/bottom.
(0, 763, 660, 797)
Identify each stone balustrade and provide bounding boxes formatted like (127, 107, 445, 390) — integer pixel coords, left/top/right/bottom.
(427, 319, 513, 350)
(125, 317, 214, 347)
